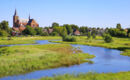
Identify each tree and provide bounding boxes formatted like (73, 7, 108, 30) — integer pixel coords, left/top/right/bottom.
(116, 23, 122, 30)
(35, 27, 43, 35)
(0, 30, 8, 37)
(92, 33, 96, 39)
(70, 24, 79, 30)
(63, 24, 73, 35)
(53, 26, 67, 36)
(22, 25, 36, 35)
(0, 21, 10, 32)
(50, 32, 59, 36)
(52, 22, 59, 28)
(79, 26, 88, 35)
(87, 32, 91, 39)
(103, 34, 113, 43)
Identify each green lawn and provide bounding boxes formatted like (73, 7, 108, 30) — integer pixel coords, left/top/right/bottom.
(40, 72, 130, 80)
(0, 44, 94, 77)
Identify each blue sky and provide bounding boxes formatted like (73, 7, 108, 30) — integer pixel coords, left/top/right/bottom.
(0, 0, 130, 28)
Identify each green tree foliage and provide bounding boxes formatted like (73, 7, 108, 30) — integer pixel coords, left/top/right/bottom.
(50, 32, 59, 36)
(116, 23, 122, 30)
(0, 21, 10, 32)
(53, 26, 67, 36)
(87, 32, 91, 39)
(92, 33, 96, 39)
(35, 27, 43, 35)
(63, 24, 73, 35)
(41, 32, 49, 36)
(22, 25, 36, 36)
(62, 36, 76, 42)
(79, 26, 88, 35)
(0, 30, 8, 37)
(103, 34, 113, 43)
(70, 24, 79, 30)
(52, 22, 59, 28)
(108, 28, 127, 37)
(0, 21, 10, 35)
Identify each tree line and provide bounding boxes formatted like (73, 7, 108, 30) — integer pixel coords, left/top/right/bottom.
(0, 21, 130, 39)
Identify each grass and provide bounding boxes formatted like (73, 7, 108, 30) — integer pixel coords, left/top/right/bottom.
(40, 72, 130, 80)
(0, 44, 95, 78)
(51, 36, 130, 56)
(0, 36, 61, 45)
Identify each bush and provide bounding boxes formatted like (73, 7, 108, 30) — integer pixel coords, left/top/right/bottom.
(50, 32, 59, 36)
(103, 34, 113, 43)
(62, 36, 76, 42)
(87, 32, 91, 39)
(92, 33, 96, 39)
(0, 30, 8, 37)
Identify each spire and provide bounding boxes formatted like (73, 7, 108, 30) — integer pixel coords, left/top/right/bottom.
(29, 14, 30, 20)
(14, 9, 18, 16)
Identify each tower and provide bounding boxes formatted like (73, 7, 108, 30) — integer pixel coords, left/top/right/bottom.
(29, 14, 30, 20)
(13, 9, 19, 27)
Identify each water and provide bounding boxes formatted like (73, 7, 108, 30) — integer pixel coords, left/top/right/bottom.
(0, 40, 130, 80)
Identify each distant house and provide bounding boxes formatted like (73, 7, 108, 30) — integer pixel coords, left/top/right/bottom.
(73, 29, 80, 35)
(43, 29, 48, 33)
(48, 28, 53, 34)
(43, 28, 54, 34)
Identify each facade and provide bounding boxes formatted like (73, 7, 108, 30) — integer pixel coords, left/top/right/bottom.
(12, 9, 39, 32)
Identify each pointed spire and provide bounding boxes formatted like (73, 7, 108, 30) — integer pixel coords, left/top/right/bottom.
(29, 14, 30, 20)
(14, 9, 18, 16)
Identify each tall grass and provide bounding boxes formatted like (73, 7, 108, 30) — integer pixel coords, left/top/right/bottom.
(0, 44, 94, 77)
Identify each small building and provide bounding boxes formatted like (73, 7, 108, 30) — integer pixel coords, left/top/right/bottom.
(73, 29, 80, 35)
(48, 28, 54, 34)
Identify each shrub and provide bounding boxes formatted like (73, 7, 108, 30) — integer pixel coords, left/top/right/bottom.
(103, 34, 113, 43)
(87, 32, 91, 39)
(62, 36, 76, 42)
(92, 33, 96, 39)
(0, 30, 8, 37)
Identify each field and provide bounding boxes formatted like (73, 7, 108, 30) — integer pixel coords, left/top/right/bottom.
(0, 44, 94, 77)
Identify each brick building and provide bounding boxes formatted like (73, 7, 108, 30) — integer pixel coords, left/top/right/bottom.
(12, 9, 39, 32)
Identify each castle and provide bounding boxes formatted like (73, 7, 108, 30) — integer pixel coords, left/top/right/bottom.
(12, 9, 39, 32)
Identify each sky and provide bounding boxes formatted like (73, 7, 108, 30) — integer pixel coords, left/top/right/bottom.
(0, 0, 130, 28)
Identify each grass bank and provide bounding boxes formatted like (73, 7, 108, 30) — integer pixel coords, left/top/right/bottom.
(0, 36, 61, 45)
(40, 72, 130, 80)
(0, 44, 94, 78)
(51, 36, 130, 56)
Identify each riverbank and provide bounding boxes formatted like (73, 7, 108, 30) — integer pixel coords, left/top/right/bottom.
(0, 44, 95, 78)
(51, 36, 130, 56)
(0, 36, 61, 45)
(40, 72, 130, 80)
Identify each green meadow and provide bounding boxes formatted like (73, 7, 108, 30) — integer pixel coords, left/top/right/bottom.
(51, 36, 130, 56)
(0, 44, 94, 77)
(0, 36, 61, 45)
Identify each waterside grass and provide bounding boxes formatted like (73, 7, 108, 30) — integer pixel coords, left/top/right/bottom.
(0, 36, 61, 45)
(40, 72, 130, 80)
(0, 44, 94, 78)
(51, 36, 130, 56)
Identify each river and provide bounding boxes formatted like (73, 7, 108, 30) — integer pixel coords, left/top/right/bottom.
(0, 40, 130, 80)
